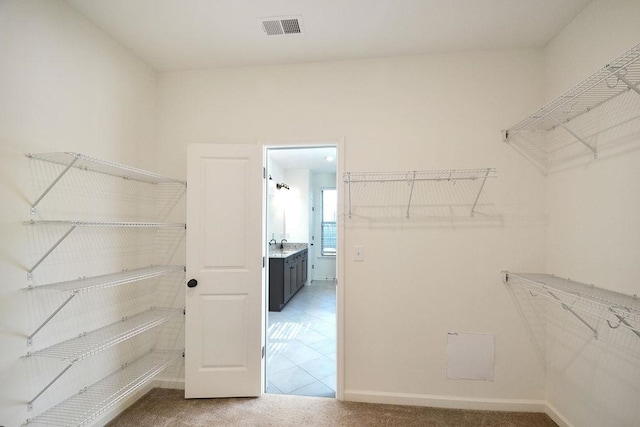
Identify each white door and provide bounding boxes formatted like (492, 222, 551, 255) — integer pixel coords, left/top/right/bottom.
(185, 143, 264, 398)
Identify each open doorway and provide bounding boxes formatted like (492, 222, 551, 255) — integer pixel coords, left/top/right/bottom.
(265, 145, 337, 398)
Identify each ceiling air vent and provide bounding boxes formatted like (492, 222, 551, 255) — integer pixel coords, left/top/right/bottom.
(260, 15, 303, 36)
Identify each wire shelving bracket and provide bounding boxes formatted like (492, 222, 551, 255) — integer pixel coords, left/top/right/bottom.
(503, 271, 640, 340)
(24, 349, 181, 425)
(343, 168, 497, 219)
(502, 43, 640, 171)
(27, 152, 186, 214)
(25, 265, 185, 345)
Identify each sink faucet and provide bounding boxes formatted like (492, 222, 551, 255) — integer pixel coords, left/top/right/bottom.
(280, 239, 287, 249)
(269, 238, 277, 246)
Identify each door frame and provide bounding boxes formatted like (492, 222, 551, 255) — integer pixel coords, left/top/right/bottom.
(260, 137, 345, 400)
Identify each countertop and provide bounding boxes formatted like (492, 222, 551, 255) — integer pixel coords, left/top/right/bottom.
(268, 243, 308, 258)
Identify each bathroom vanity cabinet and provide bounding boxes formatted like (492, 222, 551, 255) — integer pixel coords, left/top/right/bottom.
(269, 248, 308, 312)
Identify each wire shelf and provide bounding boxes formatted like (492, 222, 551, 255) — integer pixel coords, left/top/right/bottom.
(28, 265, 184, 293)
(504, 271, 640, 339)
(27, 152, 186, 185)
(24, 220, 185, 282)
(28, 308, 182, 361)
(25, 349, 181, 426)
(503, 42, 640, 170)
(343, 168, 497, 183)
(343, 168, 496, 218)
(24, 220, 186, 228)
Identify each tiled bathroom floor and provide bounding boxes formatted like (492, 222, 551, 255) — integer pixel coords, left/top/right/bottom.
(266, 280, 336, 398)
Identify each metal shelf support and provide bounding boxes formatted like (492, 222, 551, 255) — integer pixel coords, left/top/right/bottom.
(26, 224, 76, 280)
(27, 292, 78, 346)
(551, 117, 598, 159)
(614, 70, 640, 96)
(471, 168, 492, 217)
(609, 310, 640, 339)
(547, 290, 598, 339)
(406, 171, 416, 219)
(27, 363, 74, 412)
(28, 155, 78, 215)
(346, 172, 352, 219)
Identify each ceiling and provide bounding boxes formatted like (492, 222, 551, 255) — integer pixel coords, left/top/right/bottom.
(66, 0, 591, 71)
(269, 147, 337, 174)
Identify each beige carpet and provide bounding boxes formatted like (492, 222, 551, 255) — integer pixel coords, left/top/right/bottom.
(107, 388, 557, 426)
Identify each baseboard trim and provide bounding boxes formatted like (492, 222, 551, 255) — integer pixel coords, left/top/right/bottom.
(545, 402, 573, 427)
(343, 389, 546, 413)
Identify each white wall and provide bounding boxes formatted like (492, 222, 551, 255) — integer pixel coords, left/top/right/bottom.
(157, 49, 549, 408)
(267, 158, 286, 242)
(283, 168, 311, 243)
(267, 162, 311, 244)
(542, 1, 640, 426)
(0, 1, 160, 425)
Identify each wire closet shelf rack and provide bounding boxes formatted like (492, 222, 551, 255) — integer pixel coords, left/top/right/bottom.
(503, 271, 640, 340)
(24, 349, 181, 426)
(343, 168, 497, 219)
(502, 42, 640, 171)
(23, 151, 186, 425)
(27, 152, 186, 214)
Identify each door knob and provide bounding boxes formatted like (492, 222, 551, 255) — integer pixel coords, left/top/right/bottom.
(187, 279, 198, 288)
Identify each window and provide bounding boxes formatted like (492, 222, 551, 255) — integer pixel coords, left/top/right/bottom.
(321, 188, 337, 256)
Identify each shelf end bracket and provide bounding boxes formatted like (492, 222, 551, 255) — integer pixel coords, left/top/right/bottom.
(551, 118, 597, 159)
(27, 362, 75, 411)
(29, 156, 78, 214)
(614, 71, 640, 97)
(27, 225, 77, 280)
(548, 290, 598, 339)
(609, 310, 640, 339)
(346, 172, 352, 219)
(27, 291, 78, 345)
(471, 168, 491, 217)
(405, 171, 416, 219)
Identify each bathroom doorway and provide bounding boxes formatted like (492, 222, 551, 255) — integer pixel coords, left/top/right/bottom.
(265, 145, 338, 398)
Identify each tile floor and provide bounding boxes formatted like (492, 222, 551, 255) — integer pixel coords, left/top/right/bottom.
(266, 280, 336, 398)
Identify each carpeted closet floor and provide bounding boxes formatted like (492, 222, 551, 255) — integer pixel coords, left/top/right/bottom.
(106, 388, 558, 426)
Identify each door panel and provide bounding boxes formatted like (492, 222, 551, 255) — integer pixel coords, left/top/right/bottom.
(200, 294, 247, 367)
(185, 143, 264, 398)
